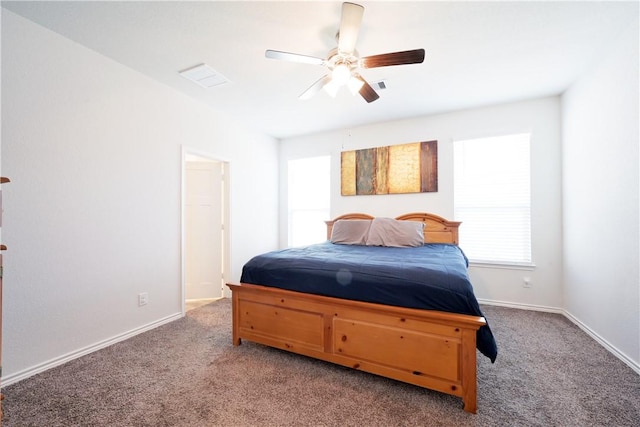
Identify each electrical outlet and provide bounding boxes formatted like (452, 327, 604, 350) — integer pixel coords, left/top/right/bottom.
(523, 277, 532, 288)
(138, 292, 149, 306)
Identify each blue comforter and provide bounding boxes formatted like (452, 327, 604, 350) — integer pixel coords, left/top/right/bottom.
(240, 242, 497, 362)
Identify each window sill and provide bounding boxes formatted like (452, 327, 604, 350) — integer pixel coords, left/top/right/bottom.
(468, 260, 536, 270)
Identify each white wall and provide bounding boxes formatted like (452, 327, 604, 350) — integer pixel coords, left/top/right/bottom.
(561, 18, 639, 369)
(280, 97, 563, 309)
(1, 11, 279, 382)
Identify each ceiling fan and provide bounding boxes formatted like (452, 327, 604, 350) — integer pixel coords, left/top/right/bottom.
(265, 2, 425, 103)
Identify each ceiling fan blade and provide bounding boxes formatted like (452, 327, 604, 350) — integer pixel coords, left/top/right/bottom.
(299, 74, 332, 100)
(354, 75, 380, 103)
(337, 2, 364, 54)
(360, 49, 426, 69)
(265, 49, 325, 66)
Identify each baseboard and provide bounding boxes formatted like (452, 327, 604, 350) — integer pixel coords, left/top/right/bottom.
(561, 309, 640, 375)
(479, 298, 640, 375)
(1, 312, 184, 387)
(477, 298, 563, 314)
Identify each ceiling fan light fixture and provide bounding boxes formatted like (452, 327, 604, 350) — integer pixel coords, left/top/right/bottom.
(323, 79, 341, 97)
(331, 63, 352, 86)
(347, 75, 364, 94)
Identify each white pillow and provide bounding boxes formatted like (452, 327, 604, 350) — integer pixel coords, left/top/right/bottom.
(365, 217, 424, 247)
(330, 219, 372, 245)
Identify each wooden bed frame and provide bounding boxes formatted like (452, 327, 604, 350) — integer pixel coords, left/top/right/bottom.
(227, 212, 486, 413)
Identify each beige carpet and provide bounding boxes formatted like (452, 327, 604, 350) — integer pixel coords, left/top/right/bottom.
(2, 299, 639, 426)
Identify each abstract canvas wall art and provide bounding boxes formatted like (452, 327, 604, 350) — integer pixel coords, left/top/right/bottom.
(341, 141, 438, 195)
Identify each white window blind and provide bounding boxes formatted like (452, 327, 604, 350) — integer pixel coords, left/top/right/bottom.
(288, 156, 331, 247)
(453, 133, 532, 265)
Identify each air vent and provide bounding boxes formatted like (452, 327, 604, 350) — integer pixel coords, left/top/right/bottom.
(371, 80, 387, 91)
(179, 64, 230, 88)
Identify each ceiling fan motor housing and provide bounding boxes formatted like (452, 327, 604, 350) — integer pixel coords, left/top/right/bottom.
(327, 47, 359, 72)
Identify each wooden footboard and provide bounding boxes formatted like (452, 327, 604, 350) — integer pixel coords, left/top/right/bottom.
(227, 282, 485, 413)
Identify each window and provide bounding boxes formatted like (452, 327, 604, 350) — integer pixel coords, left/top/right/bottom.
(453, 133, 531, 265)
(288, 156, 331, 247)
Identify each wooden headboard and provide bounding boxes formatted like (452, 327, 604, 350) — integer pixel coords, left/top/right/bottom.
(325, 212, 461, 245)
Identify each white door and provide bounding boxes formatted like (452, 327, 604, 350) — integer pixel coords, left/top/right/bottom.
(185, 160, 224, 300)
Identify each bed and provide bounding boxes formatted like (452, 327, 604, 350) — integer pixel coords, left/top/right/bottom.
(227, 212, 496, 413)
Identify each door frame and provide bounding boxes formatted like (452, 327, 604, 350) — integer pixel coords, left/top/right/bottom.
(181, 146, 230, 315)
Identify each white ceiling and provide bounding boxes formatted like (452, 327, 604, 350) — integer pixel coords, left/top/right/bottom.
(2, 1, 637, 139)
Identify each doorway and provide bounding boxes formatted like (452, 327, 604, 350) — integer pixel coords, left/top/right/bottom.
(182, 149, 229, 313)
